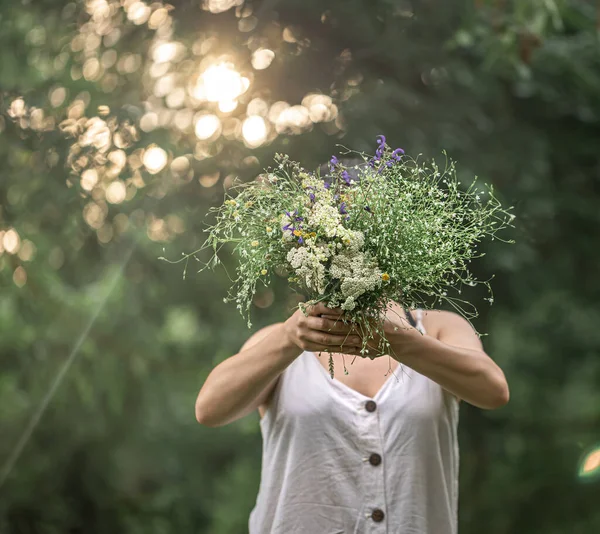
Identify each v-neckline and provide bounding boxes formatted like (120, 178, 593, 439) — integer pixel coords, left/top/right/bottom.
(308, 351, 398, 401)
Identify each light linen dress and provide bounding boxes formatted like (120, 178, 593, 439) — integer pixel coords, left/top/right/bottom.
(249, 312, 460, 534)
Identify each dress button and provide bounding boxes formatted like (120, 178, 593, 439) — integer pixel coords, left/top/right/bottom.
(365, 400, 377, 412)
(369, 453, 382, 466)
(371, 508, 385, 522)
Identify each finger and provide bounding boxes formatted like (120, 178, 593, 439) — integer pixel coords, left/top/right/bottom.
(302, 330, 362, 348)
(304, 316, 355, 335)
(309, 344, 363, 355)
(319, 315, 361, 333)
(306, 302, 330, 316)
(307, 302, 345, 317)
(322, 306, 345, 315)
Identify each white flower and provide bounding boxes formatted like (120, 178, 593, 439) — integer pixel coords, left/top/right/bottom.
(310, 201, 341, 238)
(330, 249, 382, 303)
(341, 296, 356, 311)
(287, 244, 331, 294)
(337, 228, 364, 252)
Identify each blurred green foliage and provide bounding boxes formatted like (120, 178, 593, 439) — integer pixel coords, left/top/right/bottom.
(1, 1, 599, 533)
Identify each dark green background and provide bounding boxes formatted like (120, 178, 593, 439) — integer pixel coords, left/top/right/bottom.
(1, 1, 599, 533)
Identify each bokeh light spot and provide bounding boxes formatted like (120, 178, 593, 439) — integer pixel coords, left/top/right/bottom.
(171, 156, 190, 175)
(83, 201, 107, 229)
(18, 240, 36, 262)
(199, 172, 220, 188)
(153, 42, 183, 64)
(149, 8, 170, 30)
(106, 181, 127, 204)
(83, 58, 101, 81)
(81, 169, 99, 191)
(8, 98, 26, 118)
(49, 87, 67, 108)
(253, 288, 274, 308)
(147, 217, 170, 242)
(579, 446, 600, 480)
(3, 229, 21, 255)
(143, 146, 168, 174)
(97, 224, 114, 244)
(204, 0, 244, 14)
(195, 114, 221, 140)
(140, 112, 159, 132)
(251, 48, 275, 70)
(275, 105, 311, 134)
(247, 98, 269, 117)
(242, 116, 268, 148)
(218, 100, 238, 113)
(197, 63, 249, 104)
(13, 266, 27, 288)
(127, 2, 152, 25)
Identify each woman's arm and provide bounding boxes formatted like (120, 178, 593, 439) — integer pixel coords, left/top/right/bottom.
(195, 323, 298, 427)
(387, 309, 509, 410)
(195, 304, 361, 427)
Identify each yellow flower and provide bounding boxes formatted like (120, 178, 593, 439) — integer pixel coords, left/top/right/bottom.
(381, 273, 390, 282)
(266, 226, 273, 233)
(244, 201, 254, 208)
(309, 232, 316, 238)
(225, 199, 237, 206)
(232, 211, 239, 218)
(293, 229, 302, 237)
(260, 269, 268, 275)
(251, 240, 259, 247)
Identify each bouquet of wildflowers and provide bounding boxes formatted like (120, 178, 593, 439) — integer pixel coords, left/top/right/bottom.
(168, 136, 513, 374)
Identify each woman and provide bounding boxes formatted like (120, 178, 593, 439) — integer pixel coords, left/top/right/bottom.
(195, 300, 509, 534)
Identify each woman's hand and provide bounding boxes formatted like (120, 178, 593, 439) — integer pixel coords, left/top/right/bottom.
(321, 304, 419, 358)
(284, 302, 363, 355)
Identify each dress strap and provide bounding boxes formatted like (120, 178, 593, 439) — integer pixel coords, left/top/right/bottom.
(414, 309, 426, 334)
(404, 308, 426, 334)
(404, 308, 417, 327)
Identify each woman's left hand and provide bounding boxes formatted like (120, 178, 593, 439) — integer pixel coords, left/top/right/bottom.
(321, 305, 419, 358)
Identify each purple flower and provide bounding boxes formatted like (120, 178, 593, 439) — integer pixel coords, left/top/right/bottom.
(341, 170, 351, 185)
(298, 236, 304, 244)
(374, 134, 387, 161)
(339, 202, 348, 214)
(329, 155, 338, 172)
(324, 181, 331, 189)
(345, 215, 350, 221)
(285, 210, 303, 222)
(391, 148, 404, 161)
(309, 192, 315, 202)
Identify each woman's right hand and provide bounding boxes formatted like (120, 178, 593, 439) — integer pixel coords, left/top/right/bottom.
(283, 302, 362, 355)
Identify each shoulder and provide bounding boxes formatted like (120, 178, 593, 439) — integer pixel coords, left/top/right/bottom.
(240, 322, 284, 351)
(419, 309, 473, 331)
(419, 309, 483, 350)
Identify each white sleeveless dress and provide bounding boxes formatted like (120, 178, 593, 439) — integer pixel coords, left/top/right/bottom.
(249, 314, 460, 534)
